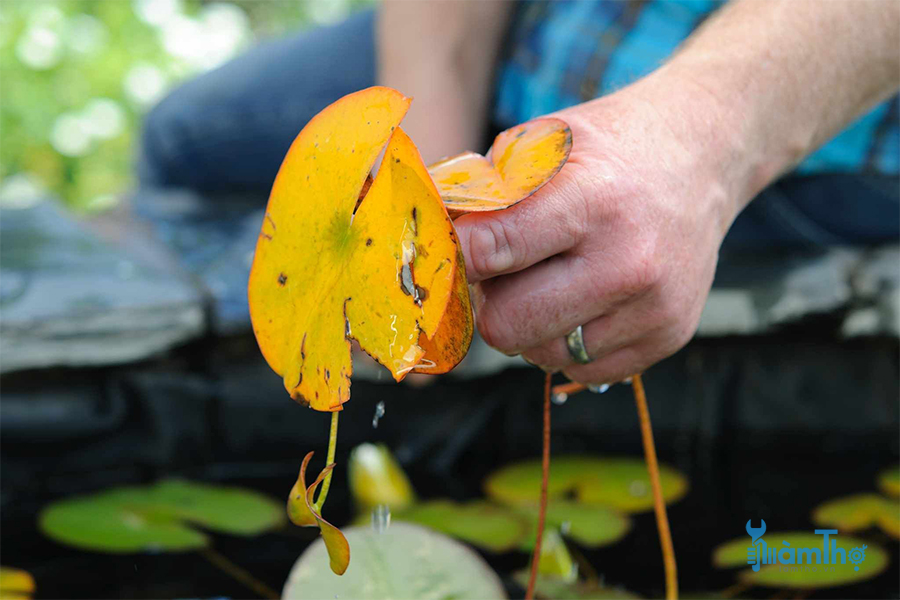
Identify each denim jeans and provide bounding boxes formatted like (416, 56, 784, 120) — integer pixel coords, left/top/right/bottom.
(137, 8, 898, 249)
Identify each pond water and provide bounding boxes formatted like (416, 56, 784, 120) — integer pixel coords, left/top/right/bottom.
(2, 350, 898, 599)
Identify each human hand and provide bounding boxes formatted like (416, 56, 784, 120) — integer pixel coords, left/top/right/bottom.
(453, 71, 752, 385)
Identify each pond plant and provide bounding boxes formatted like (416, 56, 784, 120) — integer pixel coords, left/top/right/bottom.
(247, 86, 679, 599)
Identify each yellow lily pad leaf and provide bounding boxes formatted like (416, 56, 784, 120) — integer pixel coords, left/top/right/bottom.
(249, 87, 466, 411)
(713, 532, 888, 589)
(812, 493, 900, 540)
(485, 456, 688, 513)
(429, 118, 572, 214)
(0, 567, 35, 600)
(878, 466, 900, 497)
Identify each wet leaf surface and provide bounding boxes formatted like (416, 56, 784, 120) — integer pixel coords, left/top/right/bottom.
(429, 118, 572, 214)
(282, 523, 507, 599)
(248, 87, 470, 411)
(713, 532, 889, 588)
(39, 480, 284, 553)
(485, 456, 688, 513)
(812, 493, 900, 539)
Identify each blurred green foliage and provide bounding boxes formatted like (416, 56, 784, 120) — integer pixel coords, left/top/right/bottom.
(0, 0, 373, 212)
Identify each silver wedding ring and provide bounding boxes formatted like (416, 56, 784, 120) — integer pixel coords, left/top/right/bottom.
(565, 325, 592, 364)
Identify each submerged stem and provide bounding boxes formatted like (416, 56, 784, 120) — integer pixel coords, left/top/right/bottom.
(314, 410, 340, 512)
(632, 374, 678, 600)
(525, 372, 552, 600)
(201, 547, 279, 600)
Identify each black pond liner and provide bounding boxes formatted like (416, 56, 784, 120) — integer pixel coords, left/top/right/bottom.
(2, 335, 898, 599)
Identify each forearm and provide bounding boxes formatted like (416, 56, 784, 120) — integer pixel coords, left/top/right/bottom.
(377, 1, 512, 163)
(650, 0, 898, 212)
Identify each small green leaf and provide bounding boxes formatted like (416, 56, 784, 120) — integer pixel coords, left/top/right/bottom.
(512, 571, 641, 599)
(713, 532, 888, 589)
(39, 480, 284, 553)
(397, 500, 529, 552)
(517, 500, 631, 550)
(485, 456, 688, 513)
(348, 443, 416, 513)
(283, 523, 507, 599)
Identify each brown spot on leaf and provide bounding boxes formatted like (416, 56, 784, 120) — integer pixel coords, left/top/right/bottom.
(366, 238, 373, 246)
(278, 273, 287, 286)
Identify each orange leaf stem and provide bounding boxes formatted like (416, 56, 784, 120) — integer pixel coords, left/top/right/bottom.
(525, 372, 552, 600)
(632, 374, 678, 600)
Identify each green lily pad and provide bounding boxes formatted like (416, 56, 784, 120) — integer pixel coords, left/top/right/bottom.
(485, 456, 688, 513)
(512, 571, 641, 599)
(878, 466, 900, 497)
(282, 522, 507, 599)
(39, 479, 285, 553)
(396, 500, 528, 552)
(713, 532, 889, 588)
(517, 500, 631, 550)
(812, 493, 900, 539)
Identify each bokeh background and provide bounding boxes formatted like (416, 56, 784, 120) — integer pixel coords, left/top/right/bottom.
(1, 0, 371, 212)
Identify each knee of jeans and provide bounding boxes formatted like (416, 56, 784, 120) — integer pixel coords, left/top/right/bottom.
(137, 90, 196, 189)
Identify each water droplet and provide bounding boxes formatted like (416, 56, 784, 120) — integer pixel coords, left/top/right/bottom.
(629, 480, 649, 497)
(551, 392, 568, 405)
(372, 400, 385, 428)
(560, 520, 572, 535)
(371, 504, 391, 533)
(588, 383, 610, 394)
(623, 377, 633, 384)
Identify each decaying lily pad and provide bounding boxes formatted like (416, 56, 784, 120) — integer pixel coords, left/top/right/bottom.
(39, 480, 284, 553)
(396, 500, 529, 552)
(485, 456, 688, 513)
(282, 523, 507, 599)
(812, 493, 900, 540)
(713, 532, 889, 588)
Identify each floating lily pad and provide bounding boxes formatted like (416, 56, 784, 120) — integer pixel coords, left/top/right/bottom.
(878, 466, 900, 497)
(485, 457, 688, 513)
(0, 567, 35, 600)
(348, 443, 416, 513)
(396, 500, 528, 552)
(713, 532, 888, 588)
(39, 480, 284, 553)
(812, 493, 900, 539)
(512, 571, 640, 599)
(517, 500, 631, 550)
(282, 523, 507, 599)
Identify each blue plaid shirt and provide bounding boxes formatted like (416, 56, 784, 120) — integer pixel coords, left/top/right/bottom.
(494, 0, 899, 176)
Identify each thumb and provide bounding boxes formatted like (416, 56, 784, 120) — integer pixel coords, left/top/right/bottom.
(452, 176, 587, 283)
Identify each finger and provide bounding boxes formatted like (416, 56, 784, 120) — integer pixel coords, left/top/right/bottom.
(473, 251, 648, 354)
(560, 343, 651, 386)
(453, 172, 588, 283)
(520, 309, 646, 371)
